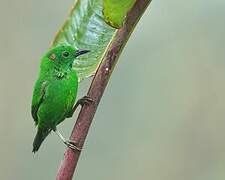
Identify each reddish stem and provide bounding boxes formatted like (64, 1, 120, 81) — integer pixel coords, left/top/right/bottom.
(56, 0, 152, 179)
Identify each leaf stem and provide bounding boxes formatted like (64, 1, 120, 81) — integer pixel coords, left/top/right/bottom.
(56, 0, 152, 179)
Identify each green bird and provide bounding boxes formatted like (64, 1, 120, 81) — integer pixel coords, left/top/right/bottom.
(31, 45, 91, 153)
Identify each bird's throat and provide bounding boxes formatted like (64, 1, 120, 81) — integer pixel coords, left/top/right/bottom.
(54, 65, 73, 79)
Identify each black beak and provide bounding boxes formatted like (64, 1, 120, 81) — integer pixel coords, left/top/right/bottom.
(75, 50, 90, 57)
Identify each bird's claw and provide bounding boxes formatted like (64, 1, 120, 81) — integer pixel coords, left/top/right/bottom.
(78, 95, 94, 106)
(67, 96, 95, 118)
(64, 140, 82, 151)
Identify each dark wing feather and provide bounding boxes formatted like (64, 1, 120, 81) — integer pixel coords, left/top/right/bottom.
(31, 81, 48, 125)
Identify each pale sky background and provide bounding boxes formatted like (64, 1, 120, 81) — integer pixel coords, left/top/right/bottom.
(0, 0, 225, 179)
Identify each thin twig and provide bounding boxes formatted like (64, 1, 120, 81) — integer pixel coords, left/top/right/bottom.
(56, 0, 152, 179)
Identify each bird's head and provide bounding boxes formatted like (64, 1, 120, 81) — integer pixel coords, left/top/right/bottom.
(43, 45, 89, 68)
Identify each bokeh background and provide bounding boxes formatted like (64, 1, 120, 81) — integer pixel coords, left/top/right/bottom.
(1, 0, 225, 179)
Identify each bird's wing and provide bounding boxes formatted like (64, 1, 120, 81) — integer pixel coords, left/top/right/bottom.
(31, 81, 48, 125)
(51, 0, 116, 82)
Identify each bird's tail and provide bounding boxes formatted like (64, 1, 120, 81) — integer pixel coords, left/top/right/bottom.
(32, 128, 51, 153)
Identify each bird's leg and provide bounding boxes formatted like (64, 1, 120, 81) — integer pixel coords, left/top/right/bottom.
(54, 129, 82, 151)
(67, 95, 94, 118)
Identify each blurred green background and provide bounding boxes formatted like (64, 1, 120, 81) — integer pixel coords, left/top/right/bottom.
(1, 0, 225, 179)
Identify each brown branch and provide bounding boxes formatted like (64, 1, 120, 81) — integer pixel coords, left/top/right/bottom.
(56, 0, 152, 179)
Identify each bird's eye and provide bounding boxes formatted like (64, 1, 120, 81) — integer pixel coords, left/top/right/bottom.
(62, 51, 70, 58)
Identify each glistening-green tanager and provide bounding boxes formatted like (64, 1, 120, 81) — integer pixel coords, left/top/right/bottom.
(31, 45, 90, 153)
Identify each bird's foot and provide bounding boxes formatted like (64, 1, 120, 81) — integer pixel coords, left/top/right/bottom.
(77, 95, 94, 106)
(67, 96, 94, 118)
(54, 129, 82, 151)
(64, 140, 82, 151)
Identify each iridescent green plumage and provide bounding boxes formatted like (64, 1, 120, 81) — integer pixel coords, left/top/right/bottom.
(31, 45, 88, 153)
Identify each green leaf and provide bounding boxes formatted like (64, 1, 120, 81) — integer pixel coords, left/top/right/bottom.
(103, 0, 136, 28)
(52, 0, 117, 82)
